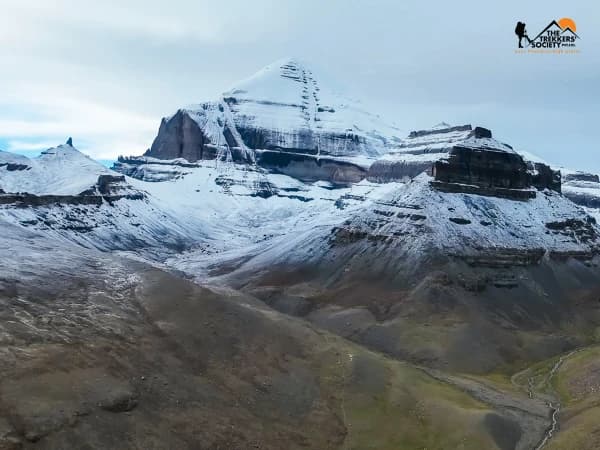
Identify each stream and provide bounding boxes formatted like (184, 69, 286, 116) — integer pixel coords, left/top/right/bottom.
(533, 349, 579, 450)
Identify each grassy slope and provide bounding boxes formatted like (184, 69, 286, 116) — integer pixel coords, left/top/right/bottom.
(546, 345, 600, 450)
(0, 261, 520, 450)
(312, 341, 496, 450)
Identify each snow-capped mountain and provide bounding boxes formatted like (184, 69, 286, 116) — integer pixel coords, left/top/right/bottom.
(220, 58, 401, 158)
(0, 141, 203, 254)
(117, 58, 402, 183)
(2, 119, 600, 450)
(4, 56, 600, 450)
(0, 143, 113, 195)
(2, 65, 600, 380)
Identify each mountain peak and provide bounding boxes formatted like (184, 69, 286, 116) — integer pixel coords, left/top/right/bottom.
(139, 57, 402, 181)
(223, 57, 324, 107)
(224, 57, 311, 93)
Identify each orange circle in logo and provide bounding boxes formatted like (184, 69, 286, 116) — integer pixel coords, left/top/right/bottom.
(557, 17, 576, 32)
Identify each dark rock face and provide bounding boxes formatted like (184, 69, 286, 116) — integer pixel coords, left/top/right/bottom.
(366, 124, 475, 183)
(235, 122, 367, 158)
(432, 146, 531, 198)
(256, 151, 366, 184)
(113, 156, 198, 182)
(449, 217, 472, 225)
(0, 162, 30, 171)
(546, 217, 598, 243)
(96, 175, 127, 195)
(459, 248, 546, 268)
(66, 137, 73, 146)
(367, 159, 434, 183)
(484, 413, 523, 450)
(367, 125, 501, 185)
(430, 180, 536, 200)
(564, 172, 600, 183)
(83, 175, 145, 201)
(222, 125, 240, 148)
(0, 193, 104, 207)
(0, 174, 145, 208)
(431, 145, 562, 199)
(367, 124, 562, 199)
(471, 127, 492, 139)
(146, 110, 216, 163)
(563, 191, 600, 209)
(561, 171, 600, 209)
(408, 124, 472, 139)
(236, 126, 269, 151)
(528, 162, 562, 192)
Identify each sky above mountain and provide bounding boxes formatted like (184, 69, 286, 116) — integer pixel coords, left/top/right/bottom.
(1, 0, 598, 172)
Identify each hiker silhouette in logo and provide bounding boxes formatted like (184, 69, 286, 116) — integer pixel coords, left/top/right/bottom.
(515, 21, 533, 48)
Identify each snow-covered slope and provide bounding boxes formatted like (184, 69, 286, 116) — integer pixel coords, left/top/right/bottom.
(5, 132, 597, 273)
(222, 58, 402, 158)
(126, 58, 403, 183)
(171, 171, 599, 285)
(0, 143, 110, 195)
(123, 159, 401, 260)
(0, 142, 399, 258)
(0, 143, 204, 255)
(0, 149, 31, 169)
(336, 173, 599, 260)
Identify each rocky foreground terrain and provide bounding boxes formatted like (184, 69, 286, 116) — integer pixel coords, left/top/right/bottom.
(2, 59, 600, 449)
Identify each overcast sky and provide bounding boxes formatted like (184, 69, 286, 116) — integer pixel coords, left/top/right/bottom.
(1, 0, 598, 171)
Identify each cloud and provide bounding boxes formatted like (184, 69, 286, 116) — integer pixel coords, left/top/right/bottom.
(4, 140, 58, 152)
(0, 93, 157, 159)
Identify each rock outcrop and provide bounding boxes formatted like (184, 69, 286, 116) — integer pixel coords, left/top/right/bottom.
(528, 161, 562, 192)
(562, 170, 600, 210)
(0, 192, 106, 207)
(255, 151, 367, 183)
(0, 150, 32, 172)
(0, 162, 29, 172)
(431, 143, 538, 200)
(368, 123, 561, 199)
(145, 109, 252, 164)
(1, 175, 145, 207)
(112, 156, 199, 182)
(367, 123, 475, 183)
(564, 172, 600, 183)
(78, 175, 145, 201)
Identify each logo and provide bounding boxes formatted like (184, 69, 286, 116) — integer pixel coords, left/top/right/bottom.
(514, 18, 580, 54)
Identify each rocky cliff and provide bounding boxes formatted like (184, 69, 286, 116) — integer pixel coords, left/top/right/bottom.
(367, 123, 562, 199)
(562, 170, 600, 212)
(367, 123, 474, 183)
(146, 105, 254, 164)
